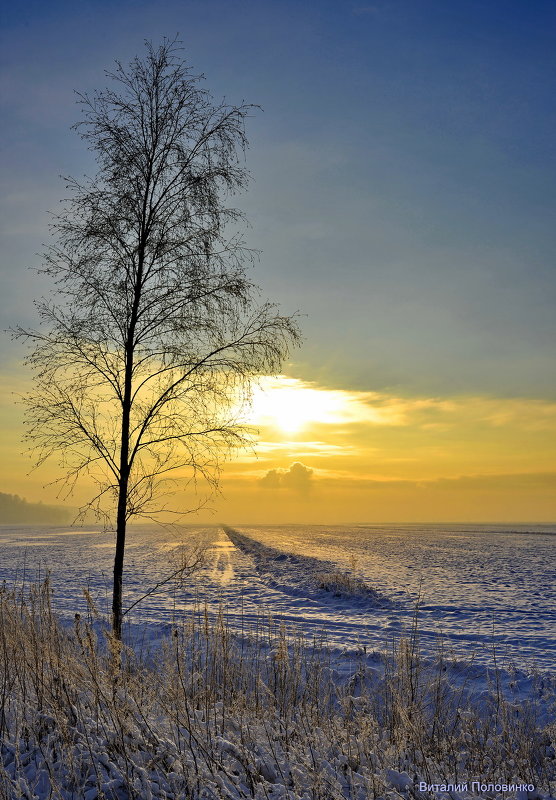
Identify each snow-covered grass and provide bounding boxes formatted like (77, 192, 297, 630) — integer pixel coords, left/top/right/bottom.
(224, 527, 389, 606)
(1, 578, 555, 800)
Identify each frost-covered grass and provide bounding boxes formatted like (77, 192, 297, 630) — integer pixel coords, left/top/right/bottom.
(1, 579, 555, 800)
(314, 569, 371, 597)
(224, 527, 388, 606)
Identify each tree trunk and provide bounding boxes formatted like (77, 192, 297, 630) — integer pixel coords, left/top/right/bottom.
(111, 149, 152, 639)
(112, 344, 133, 639)
(112, 477, 128, 640)
(112, 248, 143, 638)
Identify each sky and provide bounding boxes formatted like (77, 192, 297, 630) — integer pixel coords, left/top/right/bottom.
(1, 0, 555, 523)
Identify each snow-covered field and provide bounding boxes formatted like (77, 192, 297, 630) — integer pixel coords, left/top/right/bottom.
(1, 522, 555, 799)
(0, 522, 554, 671)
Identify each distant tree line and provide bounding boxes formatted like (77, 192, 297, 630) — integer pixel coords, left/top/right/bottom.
(0, 492, 70, 524)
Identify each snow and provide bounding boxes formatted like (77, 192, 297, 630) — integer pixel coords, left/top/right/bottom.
(1, 521, 553, 670)
(0, 522, 555, 799)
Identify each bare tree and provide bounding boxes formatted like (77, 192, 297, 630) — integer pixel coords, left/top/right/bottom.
(15, 39, 300, 639)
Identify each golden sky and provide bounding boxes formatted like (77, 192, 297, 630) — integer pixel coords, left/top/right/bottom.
(2, 4, 555, 525)
(212, 376, 556, 523)
(4, 373, 553, 523)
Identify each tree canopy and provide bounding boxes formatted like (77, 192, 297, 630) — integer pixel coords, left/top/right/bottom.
(16, 39, 300, 636)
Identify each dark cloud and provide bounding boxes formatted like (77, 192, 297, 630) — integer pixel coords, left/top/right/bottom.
(260, 462, 314, 493)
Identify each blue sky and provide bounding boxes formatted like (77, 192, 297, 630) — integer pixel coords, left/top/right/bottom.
(2, 0, 555, 397)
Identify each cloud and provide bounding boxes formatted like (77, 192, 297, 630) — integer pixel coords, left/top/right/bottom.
(260, 462, 314, 493)
(248, 377, 556, 449)
(250, 440, 353, 457)
(317, 471, 556, 492)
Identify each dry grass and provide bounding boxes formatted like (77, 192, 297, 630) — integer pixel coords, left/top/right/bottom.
(0, 580, 554, 799)
(314, 569, 375, 597)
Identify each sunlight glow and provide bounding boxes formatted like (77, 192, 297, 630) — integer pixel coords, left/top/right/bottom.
(248, 376, 408, 434)
(250, 377, 345, 434)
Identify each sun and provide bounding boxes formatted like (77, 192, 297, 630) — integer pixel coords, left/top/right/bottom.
(249, 376, 348, 435)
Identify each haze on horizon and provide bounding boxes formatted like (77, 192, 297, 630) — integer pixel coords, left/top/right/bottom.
(1, 1, 555, 524)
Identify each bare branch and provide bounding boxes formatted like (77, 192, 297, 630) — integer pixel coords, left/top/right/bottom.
(16, 38, 301, 638)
